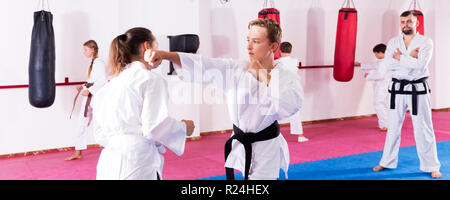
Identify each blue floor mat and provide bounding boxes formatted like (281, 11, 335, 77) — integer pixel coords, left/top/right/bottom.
(198, 141, 450, 180)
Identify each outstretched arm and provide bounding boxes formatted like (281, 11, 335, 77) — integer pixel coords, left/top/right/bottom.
(146, 50, 238, 93)
(145, 49, 181, 67)
(141, 76, 188, 156)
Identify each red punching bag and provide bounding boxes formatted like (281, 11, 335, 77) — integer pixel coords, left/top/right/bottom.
(409, 0, 424, 35)
(258, 0, 281, 60)
(411, 10, 424, 35)
(333, 1, 358, 82)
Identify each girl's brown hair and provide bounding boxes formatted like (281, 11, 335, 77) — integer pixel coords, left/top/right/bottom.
(83, 40, 99, 78)
(108, 27, 155, 76)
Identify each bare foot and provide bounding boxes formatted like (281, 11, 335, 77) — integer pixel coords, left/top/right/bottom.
(431, 171, 442, 179)
(64, 151, 82, 161)
(373, 165, 386, 172)
(379, 128, 388, 132)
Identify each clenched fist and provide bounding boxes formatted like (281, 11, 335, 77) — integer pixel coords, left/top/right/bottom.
(410, 48, 419, 59)
(182, 120, 195, 136)
(393, 48, 401, 60)
(247, 60, 271, 86)
(144, 49, 163, 67)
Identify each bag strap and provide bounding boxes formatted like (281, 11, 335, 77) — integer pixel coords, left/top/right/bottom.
(408, 0, 422, 11)
(263, 0, 275, 9)
(340, 0, 356, 9)
(36, 0, 51, 12)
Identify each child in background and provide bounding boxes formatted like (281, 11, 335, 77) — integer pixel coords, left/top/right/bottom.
(65, 40, 107, 161)
(355, 43, 391, 131)
(277, 41, 308, 142)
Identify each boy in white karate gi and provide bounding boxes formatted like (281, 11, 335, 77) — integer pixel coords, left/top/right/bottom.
(373, 11, 441, 179)
(355, 43, 390, 132)
(147, 19, 304, 180)
(277, 41, 308, 142)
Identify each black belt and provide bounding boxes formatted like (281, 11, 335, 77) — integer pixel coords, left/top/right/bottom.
(224, 121, 280, 180)
(389, 77, 430, 115)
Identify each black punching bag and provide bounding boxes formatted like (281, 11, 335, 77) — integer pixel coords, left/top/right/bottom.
(167, 34, 200, 75)
(28, 10, 56, 108)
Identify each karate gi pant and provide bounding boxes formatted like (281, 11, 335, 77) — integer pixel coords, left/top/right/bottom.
(75, 97, 92, 151)
(379, 87, 440, 172)
(96, 134, 163, 180)
(373, 83, 389, 129)
(289, 110, 303, 135)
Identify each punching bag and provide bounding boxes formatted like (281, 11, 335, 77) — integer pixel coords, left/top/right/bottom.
(258, 0, 281, 60)
(333, 3, 358, 82)
(28, 10, 56, 108)
(258, 8, 280, 24)
(411, 10, 424, 35)
(167, 34, 200, 75)
(409, 0, 424, 35)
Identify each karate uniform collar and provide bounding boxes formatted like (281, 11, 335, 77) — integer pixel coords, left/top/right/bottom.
(400, 33, 420, 51)
(269, 62, 281, 75)
(124, 60, 147, 70)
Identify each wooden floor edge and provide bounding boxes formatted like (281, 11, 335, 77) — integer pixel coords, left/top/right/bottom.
(186, 136, 203, 141)
(198, 114, 378, 137)
(433, 108, 450, 112)
(198, 108, 450, 137)
(2, 108, 448, 159)
(0, 144, 101, 159)
(0, 137, 207, 159)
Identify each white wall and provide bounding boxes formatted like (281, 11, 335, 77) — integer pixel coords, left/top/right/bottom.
(1, 0, 449, 155)
(0, 0, 120, 155)
(0, 0, 200, 155)
(197, 0, 450, 125)
(432, 0, 450, 109)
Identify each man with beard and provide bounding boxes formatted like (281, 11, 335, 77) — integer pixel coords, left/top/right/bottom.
(373, 11, 442, 178)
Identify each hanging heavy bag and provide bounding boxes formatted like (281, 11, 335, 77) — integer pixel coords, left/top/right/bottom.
(167, 34, 200, 75)
(28, 9, 56, 108)
(258, 0, 281, 60)
(411, 10, 424, 35)
(409, 0, 424, 35)
(333, 0, 357, 82)
(258, 8, 280, 24)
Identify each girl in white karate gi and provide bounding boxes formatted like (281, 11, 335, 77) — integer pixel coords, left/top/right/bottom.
(277, 41, 308, 142)
(355, 43, 391, 131)
(65, 40, 107, 161)
(146, 19, 304, 180)
(92, 28, 195, 180)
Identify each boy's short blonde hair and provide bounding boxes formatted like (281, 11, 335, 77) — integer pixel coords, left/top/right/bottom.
(248, 18, 282, 45)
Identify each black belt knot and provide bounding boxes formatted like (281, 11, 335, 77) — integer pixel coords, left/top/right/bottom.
(224, 121, 280, 180)
(389, 77, 430, 115)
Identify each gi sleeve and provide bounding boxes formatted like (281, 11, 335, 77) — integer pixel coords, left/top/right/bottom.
(92, 117, 107, 147)
(384, 38, 401, 71)
(141, 75, 187, 156)
(174, 52, 239, 94)
(255, 71, 304, 120)
(91, 91, 109, 147)
(398, 38, 433, 70)
(87, 60, 108, 95)
(360, 62, 378, 70)
(366, 61, 387, 81)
